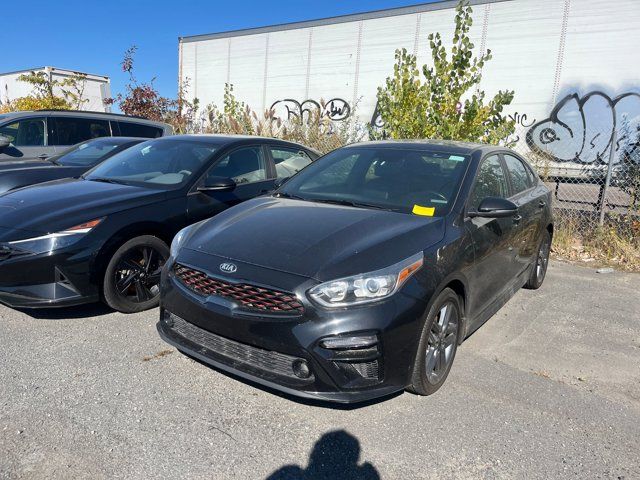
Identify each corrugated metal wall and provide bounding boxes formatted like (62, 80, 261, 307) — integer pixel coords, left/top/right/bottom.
(179, 0, 640, 145)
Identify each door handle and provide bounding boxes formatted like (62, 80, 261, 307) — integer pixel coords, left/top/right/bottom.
(538, 200, 546, 209)
(37, 154, 49, 159)
(513, 214, 523, 224)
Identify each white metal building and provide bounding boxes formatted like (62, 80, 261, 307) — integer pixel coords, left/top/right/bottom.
(0, 66, 111, 112)
(179, 0, 640, 167)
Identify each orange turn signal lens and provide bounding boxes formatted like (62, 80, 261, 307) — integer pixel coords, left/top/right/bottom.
(66, 218, 103, 232)
(397, 257, 424, 286)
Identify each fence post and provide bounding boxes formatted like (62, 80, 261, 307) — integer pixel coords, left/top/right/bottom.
(598, 129, 618, 226)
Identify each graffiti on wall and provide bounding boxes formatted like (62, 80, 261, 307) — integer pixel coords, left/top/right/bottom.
(270, 98, 351, 122)
(526, 92, 640, 164)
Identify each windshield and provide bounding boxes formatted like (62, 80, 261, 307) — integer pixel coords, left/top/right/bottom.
(85, 139, 218, 189)
(279, 147, 470, 216)
(57, 139, 136, 167)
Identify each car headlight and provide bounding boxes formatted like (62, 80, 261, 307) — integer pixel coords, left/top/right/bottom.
(170, 225, 193, 259)
(307, 252, 424, 308)
(7, 218, 103, 255)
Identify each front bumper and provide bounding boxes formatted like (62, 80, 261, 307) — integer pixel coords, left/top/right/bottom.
(0, 245, 99, 308)
(158, 256, 429, 404)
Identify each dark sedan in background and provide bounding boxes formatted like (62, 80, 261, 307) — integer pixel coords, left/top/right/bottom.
(0, 135, 317, 313)
(0, 137, 144, 194)
(159, 140, 553, 403)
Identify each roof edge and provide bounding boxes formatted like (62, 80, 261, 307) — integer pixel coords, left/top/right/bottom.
(179, 0, 512, 43)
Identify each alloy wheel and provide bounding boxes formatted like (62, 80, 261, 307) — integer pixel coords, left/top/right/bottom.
(536, 236, 551, 283)
(425, 302, 459, 385)
(114, 246, 166, 304)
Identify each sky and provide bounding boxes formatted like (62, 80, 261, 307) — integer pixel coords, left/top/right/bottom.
(2, 0, 435, 107)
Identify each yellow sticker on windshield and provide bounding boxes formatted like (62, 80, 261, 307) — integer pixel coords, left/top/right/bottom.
(412, 205, 435, 217)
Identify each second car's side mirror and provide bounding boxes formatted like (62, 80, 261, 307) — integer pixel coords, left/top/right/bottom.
(469, 197, 518, 218)
(197, 176, 236, 193)
(0, 135, 11, 150)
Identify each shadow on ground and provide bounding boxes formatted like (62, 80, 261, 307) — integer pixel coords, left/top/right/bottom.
(266, 430, 380, 480)
(16, 302, 114, 320)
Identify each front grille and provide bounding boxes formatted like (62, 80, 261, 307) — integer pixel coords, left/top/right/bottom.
(164, 311, 313, 384)
(174, 264, 304, 315)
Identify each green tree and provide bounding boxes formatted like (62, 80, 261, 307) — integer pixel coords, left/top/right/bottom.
(375, 0, 515, 143)
(0, 70, 88, 113)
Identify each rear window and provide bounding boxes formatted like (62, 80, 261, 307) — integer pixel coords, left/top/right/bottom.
(114, 121, 163, 138)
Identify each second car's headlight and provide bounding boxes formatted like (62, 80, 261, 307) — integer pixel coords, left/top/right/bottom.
(7, 218, 103, 255)
(307, 252, 424, 308)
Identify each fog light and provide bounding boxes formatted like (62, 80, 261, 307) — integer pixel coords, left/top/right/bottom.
(292, 359, 311, 379)
(164, 310, 175, 327)
(320, 334, 378, 350)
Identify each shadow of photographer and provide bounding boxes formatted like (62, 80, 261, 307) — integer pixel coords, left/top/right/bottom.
(266, 430, 380, 480)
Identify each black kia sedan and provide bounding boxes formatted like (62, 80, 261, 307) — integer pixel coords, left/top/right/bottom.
(0, 135, 317, 312)
(0, 137, 144, 194)
(158, 140, 553, 403)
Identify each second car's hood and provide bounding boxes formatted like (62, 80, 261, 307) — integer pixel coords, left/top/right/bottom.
(0, 178, 166, 235)
(184, 197, 445, 281)
(0, 159, 51, 172)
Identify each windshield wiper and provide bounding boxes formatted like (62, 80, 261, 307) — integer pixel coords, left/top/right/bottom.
(47, 158, 61, 166)
(87, 177, 126, 185)
(310, 198, 397, 212)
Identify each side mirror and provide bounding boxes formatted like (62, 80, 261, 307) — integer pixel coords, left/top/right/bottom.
(274, 176, 290, 189)
(197, 176, 236, 193)
(469, 197, 518, 218)
(0, 135, 11, 150)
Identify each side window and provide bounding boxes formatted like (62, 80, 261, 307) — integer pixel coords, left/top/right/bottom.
(503, 154, 532, 195)
(117, 122, 163, 138)
(0, 118, 45, 146)
(469, 155, 509, 210)
(270, 147, 312, 179)
(49, 117, 110, 146)
(206, 146, 267, 185)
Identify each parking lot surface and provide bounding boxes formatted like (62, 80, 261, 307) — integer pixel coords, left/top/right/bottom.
(1, 261, 639, 479)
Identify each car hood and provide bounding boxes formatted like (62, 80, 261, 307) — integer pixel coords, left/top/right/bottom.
(0, 159, 52, 172)
(0, 166, 86, 194)
(0, 178, 166, 236)
(183, 197, 446, 281)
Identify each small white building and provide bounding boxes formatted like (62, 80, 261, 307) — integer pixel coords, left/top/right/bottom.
(0, 66, 111, 112)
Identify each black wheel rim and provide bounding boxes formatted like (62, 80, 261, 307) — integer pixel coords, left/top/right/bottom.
(425, 301, 459, 385)
(114, 245, 167, 304)
(536, 237, 550, 283)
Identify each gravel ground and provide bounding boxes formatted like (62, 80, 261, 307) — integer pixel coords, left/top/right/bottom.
(1, 261, 639, 479)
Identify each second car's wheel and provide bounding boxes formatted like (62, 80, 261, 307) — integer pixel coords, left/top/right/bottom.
(524, 229, 551, 290)
(408, 288, 462, 396)
(102, 235, 169, 313)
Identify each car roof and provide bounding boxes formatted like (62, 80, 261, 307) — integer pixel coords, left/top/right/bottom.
(343, 139, 503, 156)
(156, 134, 316, 149)
(0, 110, 169, 128)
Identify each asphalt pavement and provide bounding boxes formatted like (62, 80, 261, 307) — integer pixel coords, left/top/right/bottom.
(1, 261, 639, 479)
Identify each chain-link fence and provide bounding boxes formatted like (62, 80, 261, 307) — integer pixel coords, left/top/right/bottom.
(508, 120, 640, 238)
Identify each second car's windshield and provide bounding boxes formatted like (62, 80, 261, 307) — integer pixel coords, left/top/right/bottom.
(279, 147, 470, 216)
(57, 139, 130, 167)
(85, 139, 218, 189)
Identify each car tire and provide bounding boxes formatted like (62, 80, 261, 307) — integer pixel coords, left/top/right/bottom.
(407, 288, 462, 396)
(524, 229, 551, 290)
(102, 235, 169, 313)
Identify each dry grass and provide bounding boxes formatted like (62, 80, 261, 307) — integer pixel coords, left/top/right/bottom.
(551, 218, 640, 272)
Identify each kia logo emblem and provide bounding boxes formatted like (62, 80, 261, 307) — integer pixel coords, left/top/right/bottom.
(219, 263, 237, 274)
